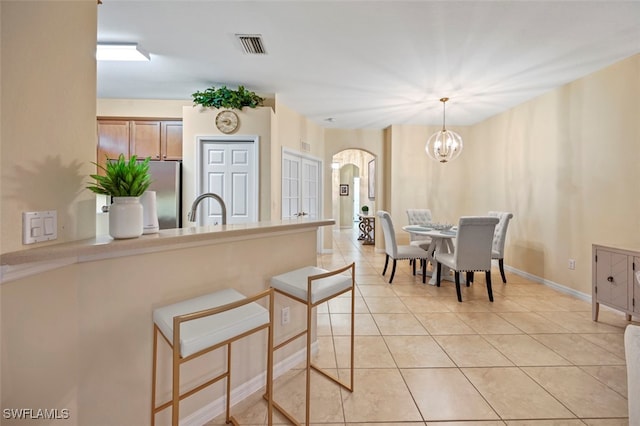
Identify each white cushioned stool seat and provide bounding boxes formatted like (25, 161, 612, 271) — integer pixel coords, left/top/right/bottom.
(153, 288, 269, 358)
(271, 266, 352, 304)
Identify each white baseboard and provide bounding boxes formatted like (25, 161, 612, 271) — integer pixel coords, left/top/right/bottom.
(501, 263, 591, 302)
(181, 341, 319, 426)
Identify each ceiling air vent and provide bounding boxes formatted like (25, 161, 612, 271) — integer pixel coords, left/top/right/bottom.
(236, 34, 267, 55)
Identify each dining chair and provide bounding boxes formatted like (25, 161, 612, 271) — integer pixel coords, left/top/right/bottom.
(434, 216, 499, 302)
(377, 210, 429, 283)
(625, 325, 640, 425)
(488, 211, 514, 283)
(406, 209, 433, 250)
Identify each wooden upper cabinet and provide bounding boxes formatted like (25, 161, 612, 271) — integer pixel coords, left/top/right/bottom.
(131, 121, 162, 160)
(97, 118, 183, 173)
(162, 121, 183, 160)
(97, 120, 130, 175)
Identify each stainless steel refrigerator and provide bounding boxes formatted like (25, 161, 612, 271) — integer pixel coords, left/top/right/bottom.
(147, 161, 182, 229)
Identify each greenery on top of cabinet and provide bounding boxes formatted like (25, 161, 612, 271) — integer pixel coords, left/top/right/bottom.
(192, 85, 264, 109)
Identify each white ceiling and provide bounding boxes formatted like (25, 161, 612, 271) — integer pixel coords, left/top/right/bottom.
(97, 1, 640, 129)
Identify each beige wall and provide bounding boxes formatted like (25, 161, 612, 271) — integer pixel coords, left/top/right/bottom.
(0, 1, 97, 255)
(469, 54, 640, 295)
(97, 98, 192, 118)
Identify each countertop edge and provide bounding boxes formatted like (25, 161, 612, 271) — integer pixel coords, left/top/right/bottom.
(1, 219, 334, 283)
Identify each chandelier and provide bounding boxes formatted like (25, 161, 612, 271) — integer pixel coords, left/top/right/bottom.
(425, 97, 463, 163)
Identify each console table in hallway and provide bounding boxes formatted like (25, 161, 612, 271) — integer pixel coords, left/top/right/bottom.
(358, 214, 375, 245)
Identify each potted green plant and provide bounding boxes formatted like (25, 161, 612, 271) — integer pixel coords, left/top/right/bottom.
(361, 205, 370, 215)
(191, 85, 264, 109)
(87, 154, 151, 239)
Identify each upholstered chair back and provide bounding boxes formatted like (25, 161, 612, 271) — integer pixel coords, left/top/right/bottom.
(488, 211, 513, 258)
(406, 209, 432, 225)
(453, 216, 499, 271)
(376, 210, 398, 258)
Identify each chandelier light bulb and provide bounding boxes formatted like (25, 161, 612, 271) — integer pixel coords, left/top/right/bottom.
(425, 97, 463, 163)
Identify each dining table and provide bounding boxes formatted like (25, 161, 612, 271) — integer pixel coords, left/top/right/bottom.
(402, 224, 464, 285)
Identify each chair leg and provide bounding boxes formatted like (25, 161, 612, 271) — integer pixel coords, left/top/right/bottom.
(499, 259, 507, 283)
(412, 259, 416, 275)
(389, 259, 397, 283)
(486, 270, 494, 302)
(422, 259, 426, 284)
(382, 254, 389, 275)
(454, 271, 462, 302)
(466, 271, 473, 287)
(436, 263, 442, 287)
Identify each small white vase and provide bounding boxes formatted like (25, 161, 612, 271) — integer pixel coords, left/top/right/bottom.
(109, 196, 143, 239)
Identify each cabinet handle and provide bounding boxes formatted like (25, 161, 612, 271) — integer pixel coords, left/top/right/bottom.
(607, 276, 614, 282)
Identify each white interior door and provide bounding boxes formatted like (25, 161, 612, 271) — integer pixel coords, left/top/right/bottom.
(282, 150, 321, 220)
(198, 137, 258, 225)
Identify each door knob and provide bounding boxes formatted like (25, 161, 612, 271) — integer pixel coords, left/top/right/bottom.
(607, 276, 614, 282)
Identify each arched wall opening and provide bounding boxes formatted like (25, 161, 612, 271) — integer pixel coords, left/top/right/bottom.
(331, 149, 376, 229)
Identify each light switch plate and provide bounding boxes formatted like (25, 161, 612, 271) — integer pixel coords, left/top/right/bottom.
(23, 210, 57, 244)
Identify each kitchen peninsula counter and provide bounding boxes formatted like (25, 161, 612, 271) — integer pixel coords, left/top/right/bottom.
(1, 218, 333, 425)
(1, 218, 334, 283)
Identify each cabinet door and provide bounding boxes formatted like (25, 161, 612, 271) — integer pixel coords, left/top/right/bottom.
(162, 121, 183, 160)
(131, 121, 161, 160)
(634, 257, 640, 315)
(97, 120, 130, 175)
(595, 249, 629, 310)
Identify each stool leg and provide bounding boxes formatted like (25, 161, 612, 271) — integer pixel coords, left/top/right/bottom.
(151, 325, 158, 426)
(305, 302, 312, 426)
(226, 343, 232, 423)
(266, 291, 274, 426)
(172, 340, 181, 425)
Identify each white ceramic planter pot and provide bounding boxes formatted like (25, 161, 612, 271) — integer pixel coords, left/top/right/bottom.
(109, 196, 143, 239)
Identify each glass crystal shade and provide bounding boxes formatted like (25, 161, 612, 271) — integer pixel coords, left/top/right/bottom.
(425, 129, 463, 163)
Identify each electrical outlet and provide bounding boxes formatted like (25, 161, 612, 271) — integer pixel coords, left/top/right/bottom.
(568, 259, 576, 270)
(281, 306, 290, 325)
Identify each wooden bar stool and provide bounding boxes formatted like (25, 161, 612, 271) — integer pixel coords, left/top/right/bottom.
(270, 263, 355, 425)
(151, 288, 274, 426)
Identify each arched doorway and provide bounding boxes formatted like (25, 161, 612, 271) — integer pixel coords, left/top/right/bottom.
(331, 149, 376, 230)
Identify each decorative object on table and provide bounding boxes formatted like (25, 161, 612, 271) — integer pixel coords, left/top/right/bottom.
(87, 154, 151, 239)
(215, 110, 239, 134)
(339, 184, 349, 196)
(431, 223, 454, 231)
(425, 97, 463, 163)
(367, 159, 376, 199)
(191, 85, 264, 109)
(361, 205, 369, 215)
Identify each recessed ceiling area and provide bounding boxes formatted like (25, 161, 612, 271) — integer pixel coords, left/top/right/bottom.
(97, 1, 640, 129)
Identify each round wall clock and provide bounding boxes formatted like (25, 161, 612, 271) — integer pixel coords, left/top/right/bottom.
(215, 110, 239, 134)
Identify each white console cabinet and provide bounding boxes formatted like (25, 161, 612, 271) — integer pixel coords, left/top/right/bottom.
(592, 244, 640, 321)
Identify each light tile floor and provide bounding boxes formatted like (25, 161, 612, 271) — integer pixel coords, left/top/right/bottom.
(208, 228, 636, 425)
